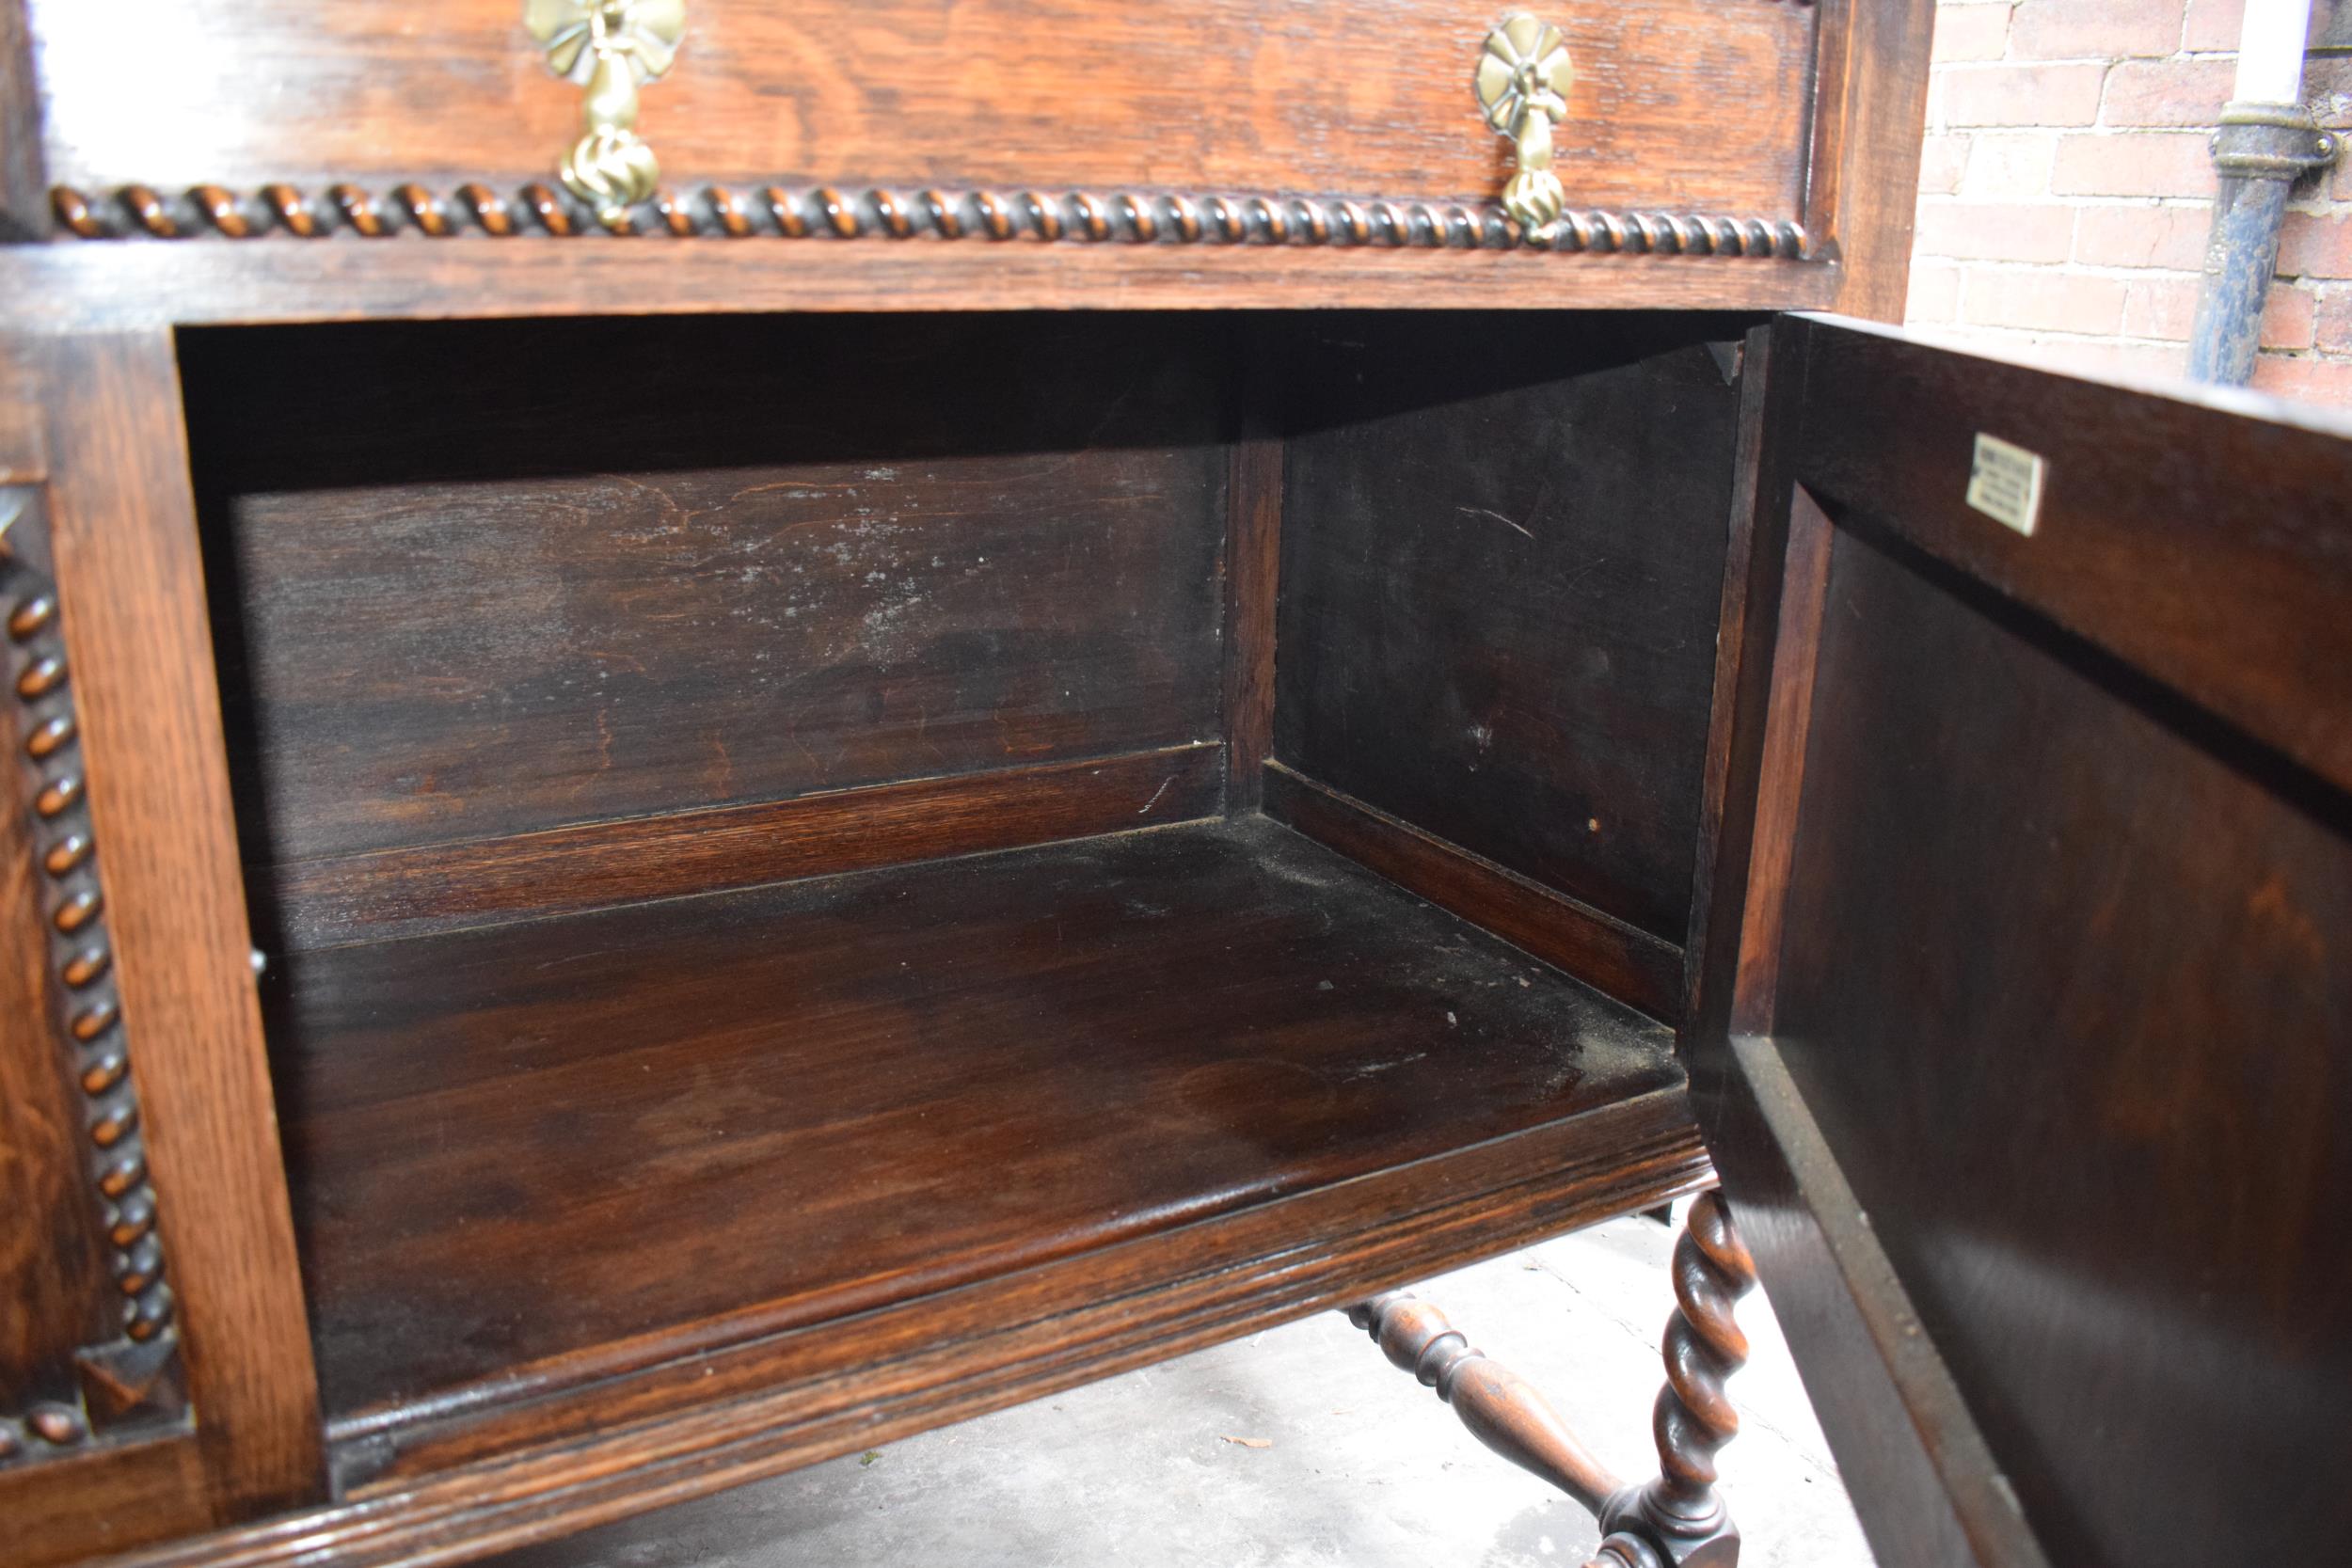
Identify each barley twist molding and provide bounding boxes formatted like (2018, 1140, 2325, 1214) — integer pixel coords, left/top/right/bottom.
(46, 182, 1812, 259)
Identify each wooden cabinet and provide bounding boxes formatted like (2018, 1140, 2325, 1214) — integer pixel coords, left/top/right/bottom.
(1, 5, 2345, 1568)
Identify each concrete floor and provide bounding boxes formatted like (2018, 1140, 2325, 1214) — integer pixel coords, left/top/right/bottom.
(487, 1201, 1876, 1568)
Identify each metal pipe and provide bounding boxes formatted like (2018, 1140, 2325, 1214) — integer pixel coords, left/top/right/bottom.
(2187, 0, 2331, 385)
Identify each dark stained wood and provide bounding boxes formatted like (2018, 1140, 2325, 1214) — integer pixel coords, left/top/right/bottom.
(0, 1434, 219, 1568)
(1611, 1190, 1756, 1567)
(1712, 1034, 2044, 1568)
(1263, 761, 1684, 1023)
(29, 1, 1817, 223)
(0, 0, 40, 240)
(1, 488, 190, 1467)
(1728, 486, 1834, 1037)
(271, 816, 1682, 1429)
(103, 1090, 1708, 1568)
(0, 241, 1844, 336)
(0, 524, 117, 1428)
(1806, 0, 1936, 323)
(1346, 1291, 1624, 1514)
(36, 332, 324, 1522)
(0, 355, 42, 483)
(1772, 520, 2352, 1567)
(1678, 322, 1784, 1031)
(1275, 315, 1751, 943)
(183, 314, 1229, 873)
(264, 744, 1220, 949)
(1791, 317, 2352, 798)
(1220, 385, 1281, 813)
(1687, 316, 2352, 1568)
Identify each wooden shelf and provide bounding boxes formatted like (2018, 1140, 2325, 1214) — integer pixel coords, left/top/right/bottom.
(264, 816, 1689, 1464)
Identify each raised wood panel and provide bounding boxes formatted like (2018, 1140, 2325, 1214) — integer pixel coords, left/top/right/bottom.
(181, 314, 1228, 875)
(29, 1, 1817, 218)
(1791, 319, 2352, 798)
(1276, 316, 1748, 942)
(1768, 523, 2352, 1565)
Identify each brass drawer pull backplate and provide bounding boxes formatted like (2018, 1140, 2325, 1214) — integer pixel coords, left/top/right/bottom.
(1476, 13, 1575, 245)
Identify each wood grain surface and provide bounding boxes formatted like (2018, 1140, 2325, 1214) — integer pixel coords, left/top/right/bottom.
(27, 0, 1816, 220)
(1769, 522, 2352, 1566)
(33, 333, 323, 1535)
(0, 240, 1844, 335)
(1792, 320, 2352, 797)
(262, 744, 1221, 949)
(1276, 315, 1748, 943)
(268, 817, 1679, 1427)
(1263, 762, 1685, 1024)
(183, 313, 1228, 874)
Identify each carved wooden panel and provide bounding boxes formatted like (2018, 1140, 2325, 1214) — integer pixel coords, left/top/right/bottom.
(0, 485, 186, 1470)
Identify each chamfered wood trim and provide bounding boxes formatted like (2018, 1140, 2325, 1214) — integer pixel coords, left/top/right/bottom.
(99, 1088, 1709, 1568)
(1728, 484, 1836, 1038)
(1261, 761, 1686, 1024)
(1716, 1035, 2051, 1568)
(51, 182, 1814, 257)
(1790, 315, 2352, 800)
(261, 743, 1225, 950)
(1680, 322, 1792, 1037)
(37, 331, 323, 1515)
(0, 233, 1845, 334)
(1220, 363, 1282, 814)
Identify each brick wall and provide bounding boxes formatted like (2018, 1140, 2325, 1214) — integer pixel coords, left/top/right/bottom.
(1907, 0, 2352, 404)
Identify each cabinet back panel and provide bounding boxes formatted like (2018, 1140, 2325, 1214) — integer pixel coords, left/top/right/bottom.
(1275, 317, 1745, 944)
(179, 316, 1230, 877)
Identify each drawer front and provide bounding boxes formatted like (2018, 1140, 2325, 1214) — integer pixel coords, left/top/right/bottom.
(31, 1, 1817, 231)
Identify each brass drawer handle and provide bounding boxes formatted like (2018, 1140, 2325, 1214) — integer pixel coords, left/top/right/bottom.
(1475, 14, 1574, 245)
(525, 0, 686, 230)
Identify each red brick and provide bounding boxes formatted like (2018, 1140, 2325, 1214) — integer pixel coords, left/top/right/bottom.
(2183, 0, 2245, 54)
(1963, 133, 2058, 198)
(2279, 212, 2352, 278)
(1962, 266, 2131, 333)
(2263, 283, 2318, 350)
(1907, 261, 1964, 324)
(1934, 4, 2016, 63)
(2052, 132, 2217, 198)
(2012, 0, 2185, 61)
(2317, 288, 2352, 355)
(2249, 353, 2352, 405)
(2074, 202, 2212, 268)
(2035, 337, 2192, 383)
(2122, 275, 2202, 338)
(1919, 134, 1971, 196)
(2115, 277, 2312, 345)
(2101, 58, 2237, 128)
(1915, 199, 2076, 263)
(1942, 62, 2107, 128)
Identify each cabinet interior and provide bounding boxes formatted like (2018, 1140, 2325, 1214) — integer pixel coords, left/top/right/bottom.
(176, 309, 1755, 1450)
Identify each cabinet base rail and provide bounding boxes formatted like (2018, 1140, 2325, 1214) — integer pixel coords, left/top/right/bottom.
(1345, 1190, 1756, 1568)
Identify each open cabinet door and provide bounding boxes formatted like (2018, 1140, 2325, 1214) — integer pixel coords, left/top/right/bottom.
(1690, 316, 2352, 1568)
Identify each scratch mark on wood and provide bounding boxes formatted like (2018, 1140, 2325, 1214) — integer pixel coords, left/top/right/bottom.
(1457, 506, 1534, 541)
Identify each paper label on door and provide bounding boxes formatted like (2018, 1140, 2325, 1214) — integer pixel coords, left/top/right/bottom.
(1966, 433, 2045, 537)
